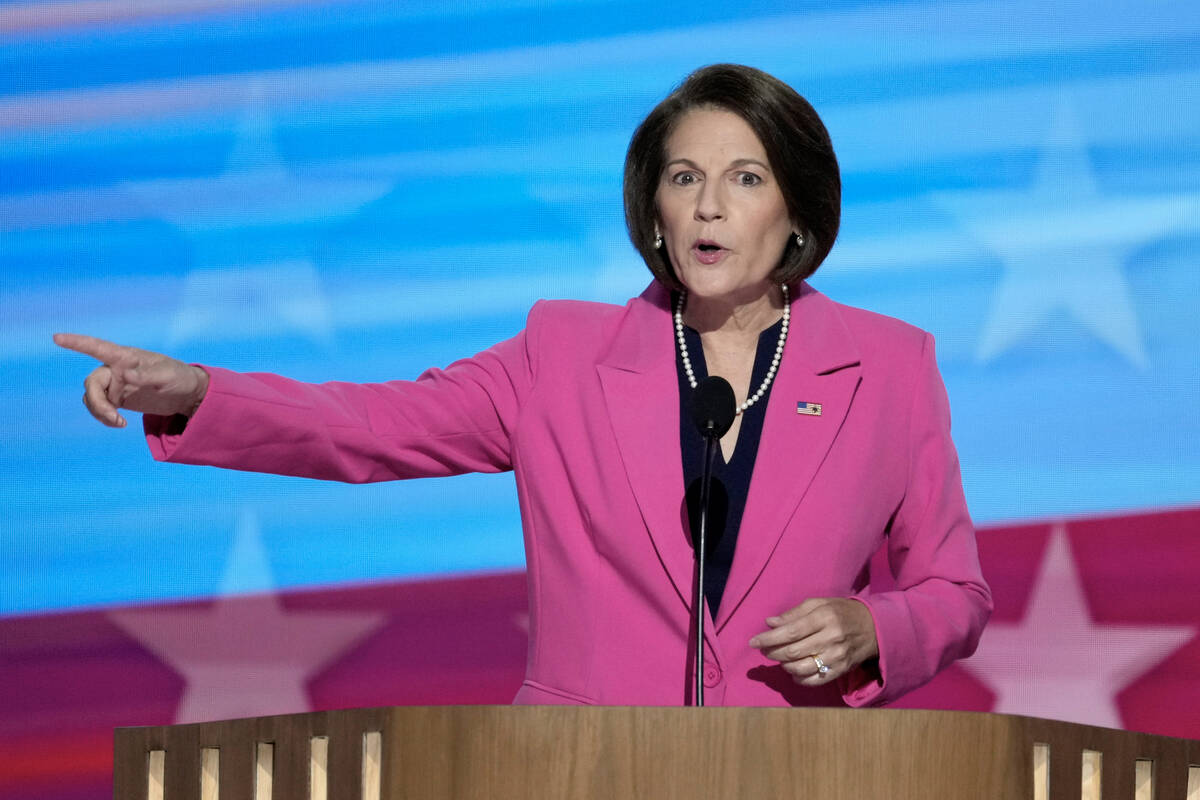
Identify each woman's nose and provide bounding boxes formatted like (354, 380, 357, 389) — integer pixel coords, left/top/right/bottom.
(693, 181, 725, 221)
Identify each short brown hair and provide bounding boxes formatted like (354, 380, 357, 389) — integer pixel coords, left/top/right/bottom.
(624, 64, 841, 291)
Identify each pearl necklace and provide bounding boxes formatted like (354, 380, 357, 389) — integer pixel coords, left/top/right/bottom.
(675, 284, 790, 416)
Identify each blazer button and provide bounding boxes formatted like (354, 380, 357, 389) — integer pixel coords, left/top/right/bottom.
(703, 664, 722, 687)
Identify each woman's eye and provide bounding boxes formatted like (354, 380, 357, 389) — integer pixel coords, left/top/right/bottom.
(672, 172, 698, 186)
(737, 172, 762, 186)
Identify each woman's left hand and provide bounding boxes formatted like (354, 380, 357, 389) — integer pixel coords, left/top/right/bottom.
(749, 598, 879, 686)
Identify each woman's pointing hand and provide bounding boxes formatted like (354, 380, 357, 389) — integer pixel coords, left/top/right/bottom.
(53, 333, 209, 428)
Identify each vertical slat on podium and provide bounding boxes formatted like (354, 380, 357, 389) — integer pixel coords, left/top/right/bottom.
(1081, 749, 1102, 800)
(255, 742, 274, 800)
(310, 736, 329, 800)
(147, 749, 165, 800)
(1031, 743, 1049, 800)
(1134, 759, 1154, 800)
(362, 732, 382, 800)
(200, 747, 219, 800)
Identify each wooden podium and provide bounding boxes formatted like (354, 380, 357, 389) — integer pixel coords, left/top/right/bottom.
(114, 706, 1200, 800)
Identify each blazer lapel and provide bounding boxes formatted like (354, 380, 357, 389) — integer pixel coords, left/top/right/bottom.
(597, 283, 695, 608)
(715, 283, 863, 630)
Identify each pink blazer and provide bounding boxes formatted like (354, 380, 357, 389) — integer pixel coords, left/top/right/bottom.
(146, 281, 991, 707)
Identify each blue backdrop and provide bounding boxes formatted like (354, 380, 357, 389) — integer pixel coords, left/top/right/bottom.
(3, 0, 1198, 615)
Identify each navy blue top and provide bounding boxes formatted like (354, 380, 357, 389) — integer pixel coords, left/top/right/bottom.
(677, 315, 782, 616)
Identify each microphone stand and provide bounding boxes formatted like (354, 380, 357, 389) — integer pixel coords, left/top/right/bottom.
(694, 422, 720, 707)
(688, 375, 734, 708)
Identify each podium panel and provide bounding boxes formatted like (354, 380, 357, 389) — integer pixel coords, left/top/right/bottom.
(114, 706, 1200, 800)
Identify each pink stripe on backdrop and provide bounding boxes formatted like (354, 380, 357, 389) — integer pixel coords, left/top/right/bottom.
(0, 0, 341, 35)
(2, 507, 1198, 800)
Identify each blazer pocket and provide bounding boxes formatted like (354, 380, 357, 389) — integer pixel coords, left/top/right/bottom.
(515, 679, 599, 706)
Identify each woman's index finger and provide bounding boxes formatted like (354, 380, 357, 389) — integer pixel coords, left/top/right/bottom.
(52, 332, 131, 364)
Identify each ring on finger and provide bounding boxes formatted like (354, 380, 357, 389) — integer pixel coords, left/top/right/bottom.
(811, 654, 830, 675)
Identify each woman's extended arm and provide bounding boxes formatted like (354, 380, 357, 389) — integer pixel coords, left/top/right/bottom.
(54, 312, 537, 483)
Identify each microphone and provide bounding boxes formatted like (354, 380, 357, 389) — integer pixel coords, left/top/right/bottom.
(688, 376, 735, 707)
(691, 376, 736, 439)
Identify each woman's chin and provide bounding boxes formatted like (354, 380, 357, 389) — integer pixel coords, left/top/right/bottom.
(679, 277, 774, 306)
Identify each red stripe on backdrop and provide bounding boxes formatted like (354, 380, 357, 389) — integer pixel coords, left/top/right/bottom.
(2, 508, 1198, 800)
(1071, 507, 1200, 738)
(891, 507, 1200, 738)
(0, 571, 529, 800)
(0, 729, 110, 784)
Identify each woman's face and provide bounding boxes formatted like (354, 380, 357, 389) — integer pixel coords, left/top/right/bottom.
(655, 107, 794, 305)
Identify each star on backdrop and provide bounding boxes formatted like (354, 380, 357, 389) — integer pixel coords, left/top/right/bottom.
(118, 98, 396, 346)
(107, 511, 386, 723)
(169, 260, 334, 346)
(959, 524, 1195, 729)
(931, 101, 1200, 369)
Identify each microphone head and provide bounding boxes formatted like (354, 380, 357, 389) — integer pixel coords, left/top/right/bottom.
(691, 376, 737, 439)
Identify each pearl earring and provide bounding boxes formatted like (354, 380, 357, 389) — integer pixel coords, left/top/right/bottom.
(795, 233, 805, 247)
(654, 232, 663, 249)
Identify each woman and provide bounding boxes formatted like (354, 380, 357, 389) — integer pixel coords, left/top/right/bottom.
(55, 64, 990, 707)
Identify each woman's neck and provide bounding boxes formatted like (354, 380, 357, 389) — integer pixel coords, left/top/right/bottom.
(682, 283, 785, 342)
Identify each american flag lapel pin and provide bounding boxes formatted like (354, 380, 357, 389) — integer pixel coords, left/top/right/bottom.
(796, 401, 822, 416)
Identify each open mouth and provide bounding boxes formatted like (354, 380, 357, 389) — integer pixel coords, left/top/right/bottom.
(691, 240, 727, 264)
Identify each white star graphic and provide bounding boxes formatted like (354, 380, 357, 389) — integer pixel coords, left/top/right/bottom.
(167, 260, 335, 346)
(124, 101, 395, 233)
(119, 93, 396, 346)
(931, 100, 1199, 368)
(960, 524, 1195, 728)
(108, 511, 386, 723)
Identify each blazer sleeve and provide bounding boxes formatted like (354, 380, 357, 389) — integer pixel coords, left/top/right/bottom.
(843, 332, 993, 706)
(144, 305, 541, 482)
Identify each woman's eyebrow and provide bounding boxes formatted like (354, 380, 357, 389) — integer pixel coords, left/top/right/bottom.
(729, 158, 771, 171)
(663, 157, 771, 171)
